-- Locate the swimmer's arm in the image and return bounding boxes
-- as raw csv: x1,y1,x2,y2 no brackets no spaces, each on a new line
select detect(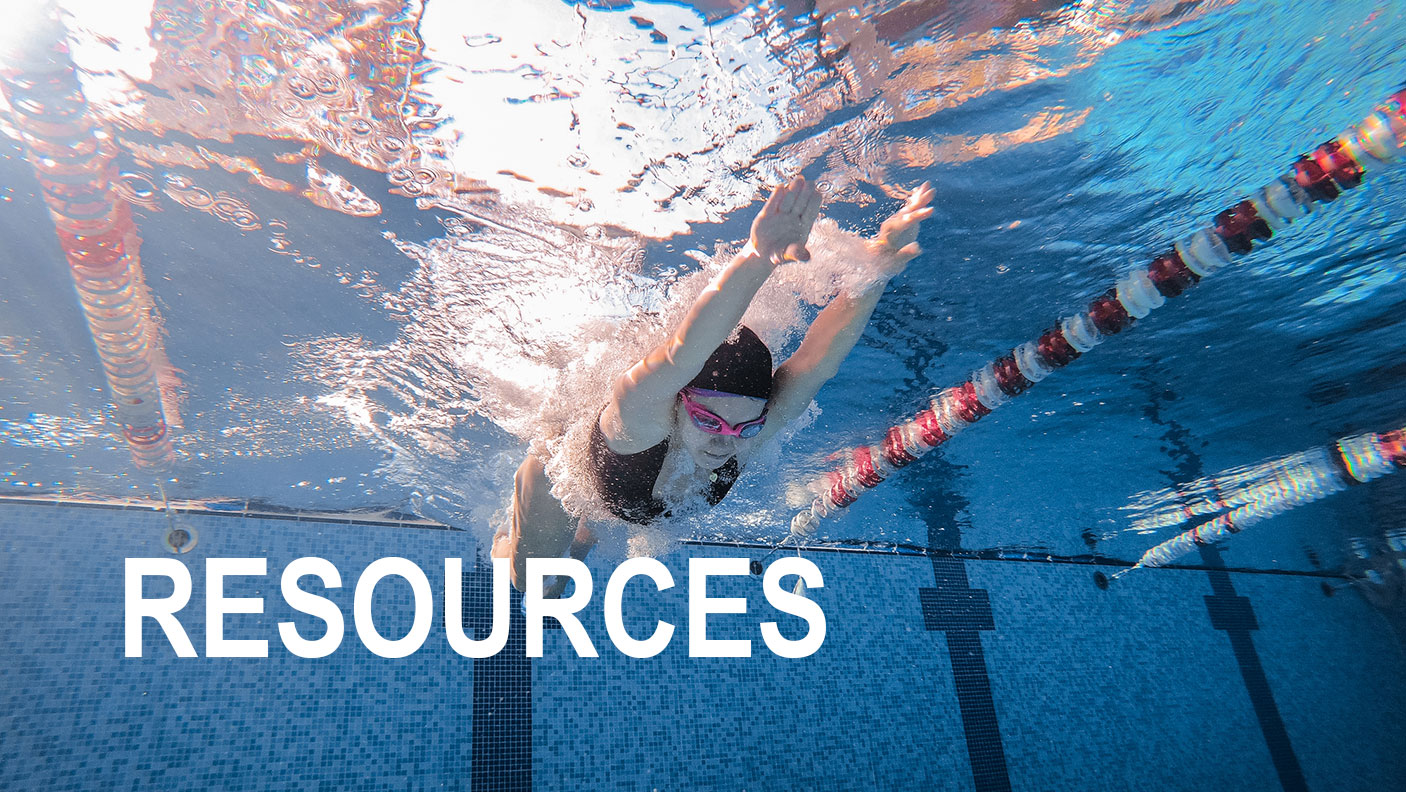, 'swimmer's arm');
757,183,935,442
603,179,822,451
758,288,889,439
